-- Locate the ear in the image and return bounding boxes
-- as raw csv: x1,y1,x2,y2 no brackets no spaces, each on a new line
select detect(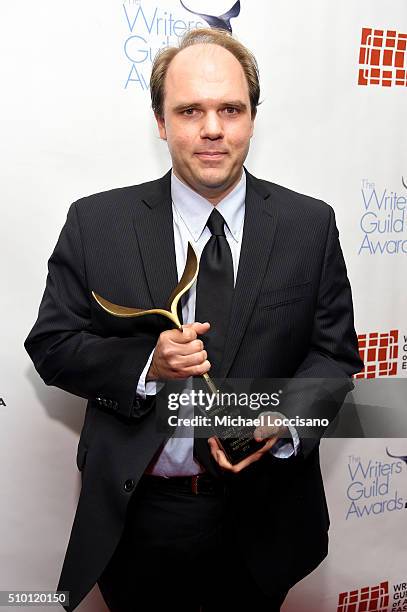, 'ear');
249,111,256,138
155,113,167,140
